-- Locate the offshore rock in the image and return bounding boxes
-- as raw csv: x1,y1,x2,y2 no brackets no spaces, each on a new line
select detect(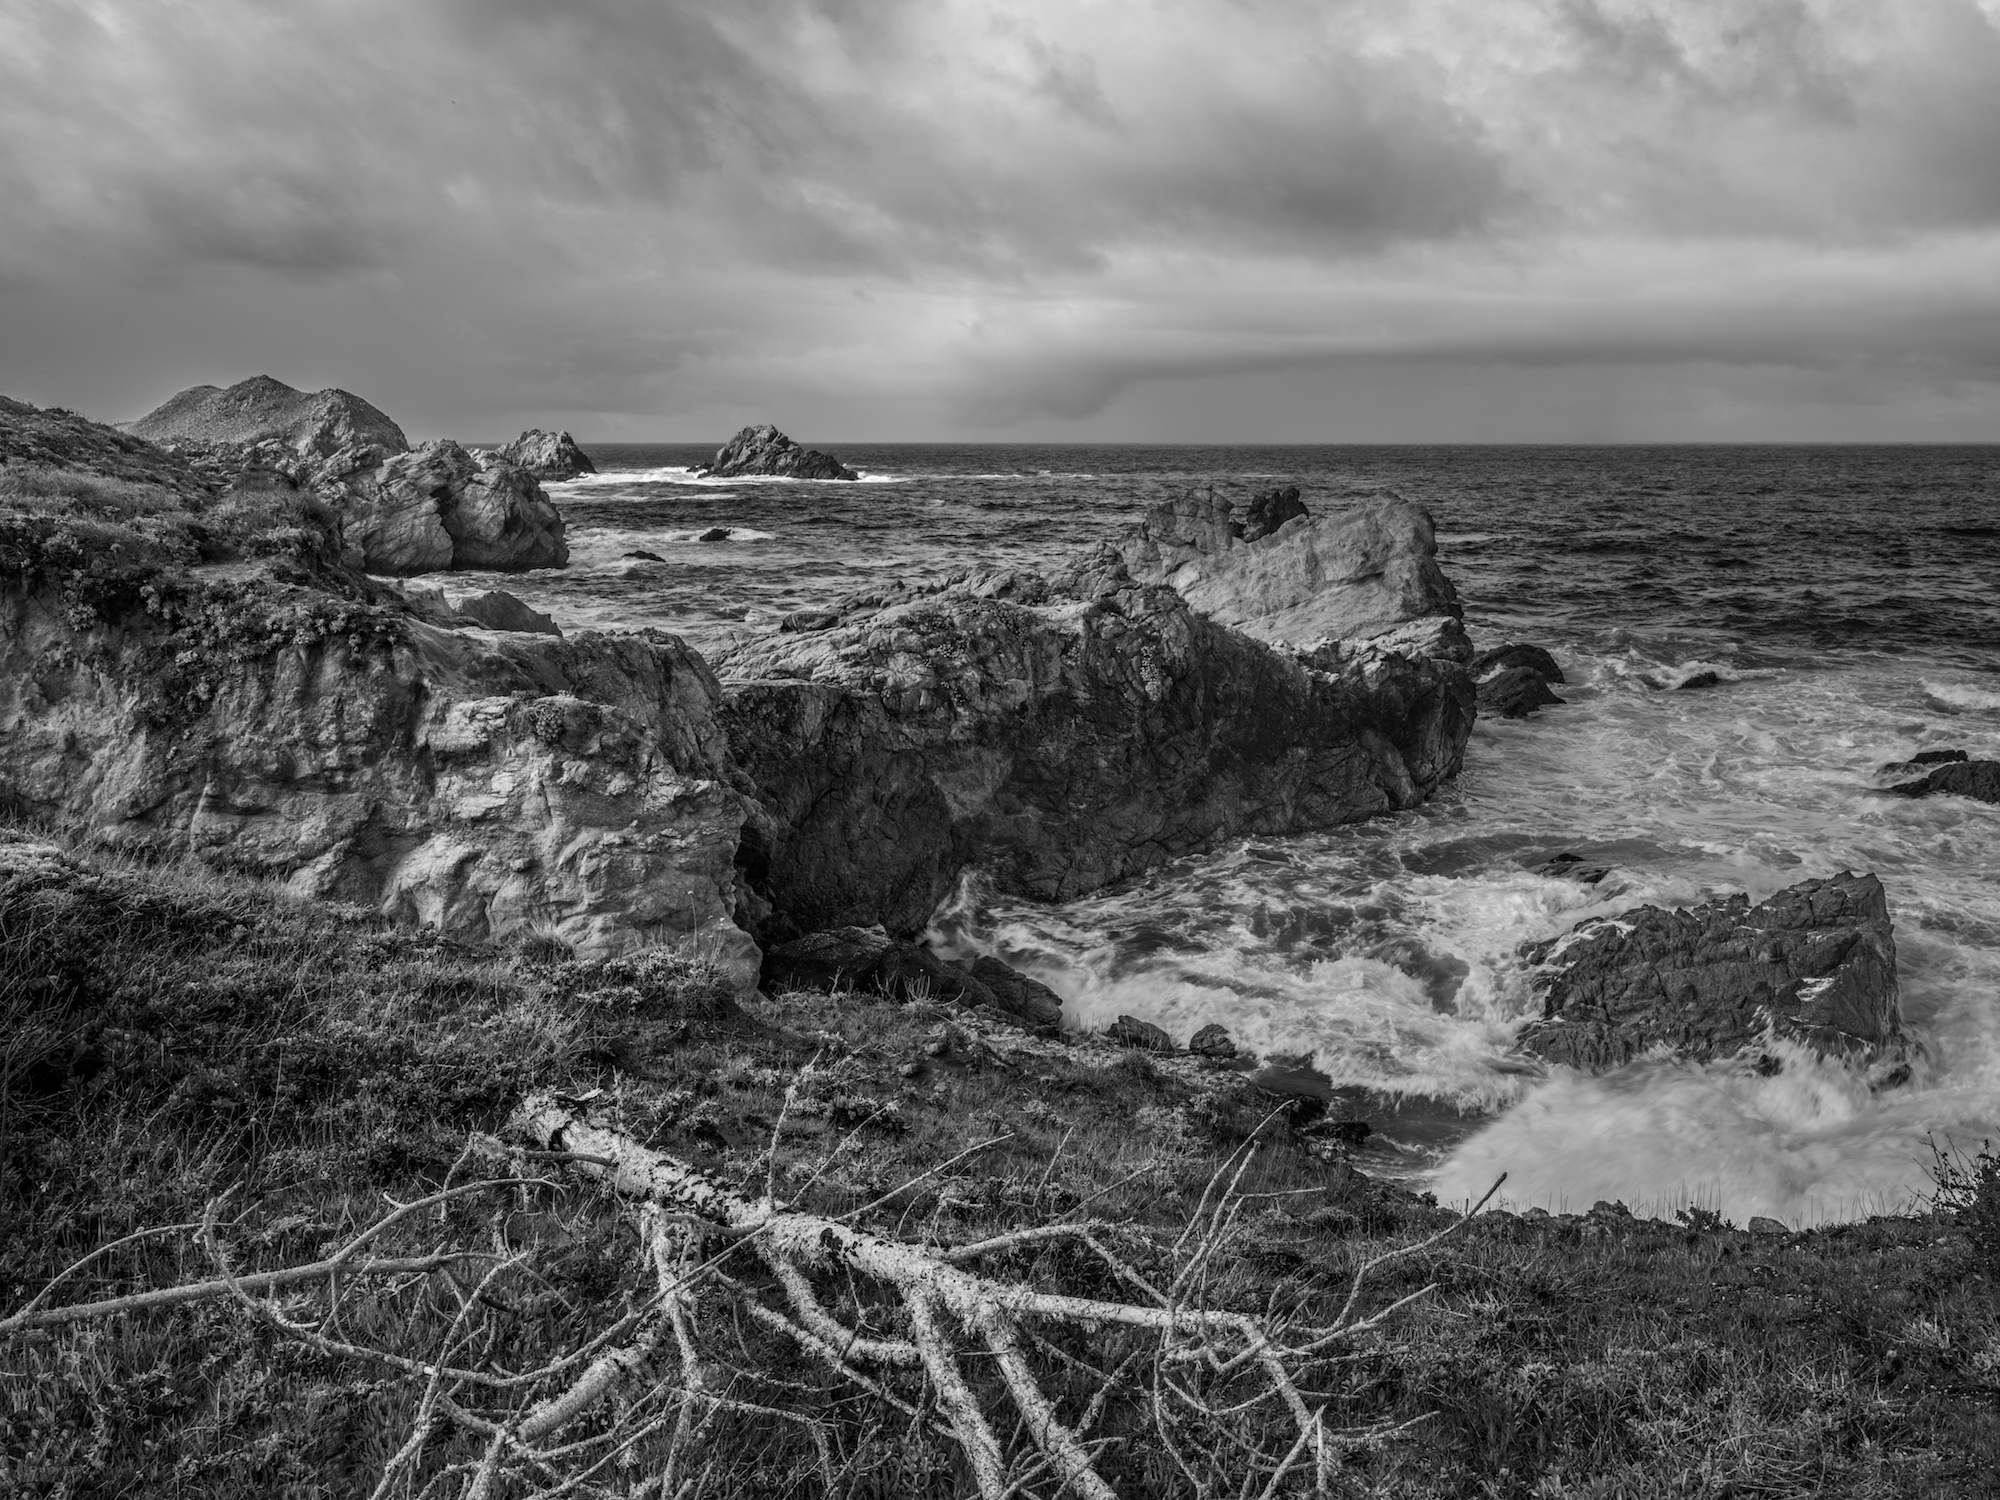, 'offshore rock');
698,425,858,482
495,429,596,480
1890,759,2000,804
1114,489,1461,648
342,440,567,574
1517,872,1902,1071
1880,748,1966,777
1472,643,1566,720
0,562,756,985
716,576,1474,943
